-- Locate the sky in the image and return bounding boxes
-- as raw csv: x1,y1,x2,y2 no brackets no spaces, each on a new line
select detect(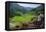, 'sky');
17,3,41,8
